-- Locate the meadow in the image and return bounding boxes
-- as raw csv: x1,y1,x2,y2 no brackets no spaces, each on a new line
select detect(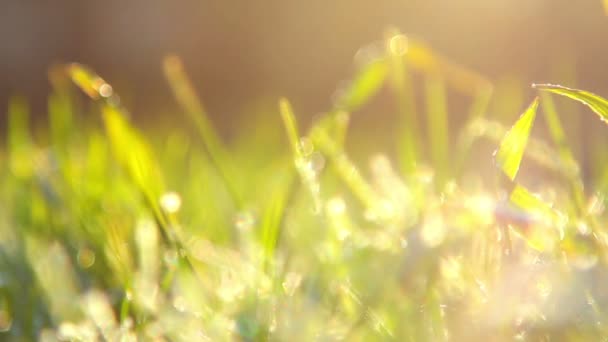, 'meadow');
2,30,608,341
